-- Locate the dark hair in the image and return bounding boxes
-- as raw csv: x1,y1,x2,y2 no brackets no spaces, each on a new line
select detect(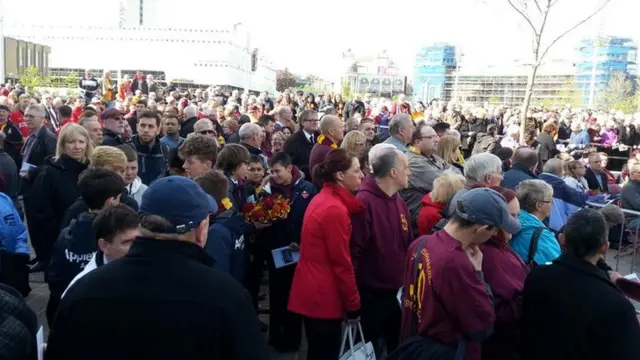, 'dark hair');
258,115,276,127
449,212,476,229
249,154,263,165
358,147,369,172
58,105,72,118
495,147,514,162
136,99,148,108
164,115,180,125
563,208,608,258
167,147,185,173
268,151,292,168
216,144,250,174
297,109,317,124
116,144,137,162
411,123,427,145
179,135,218,166
238,114,251,126
194,169,229,202
93,204,139,243
78,110,98,125
139,110,161,127
78,168,125,210
513,147,539,168
312,148,354,188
